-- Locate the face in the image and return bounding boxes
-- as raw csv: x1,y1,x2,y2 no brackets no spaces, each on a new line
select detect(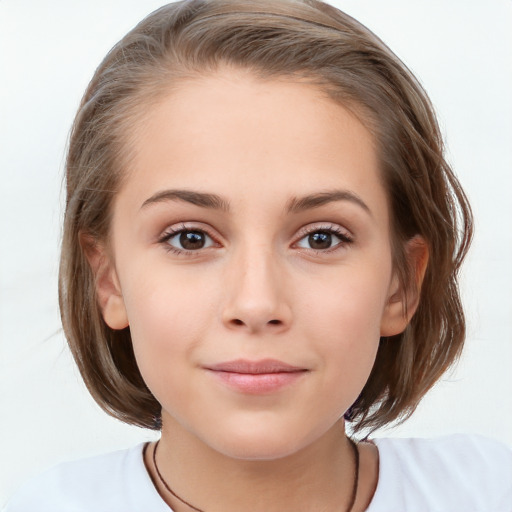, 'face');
99,68,409,460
